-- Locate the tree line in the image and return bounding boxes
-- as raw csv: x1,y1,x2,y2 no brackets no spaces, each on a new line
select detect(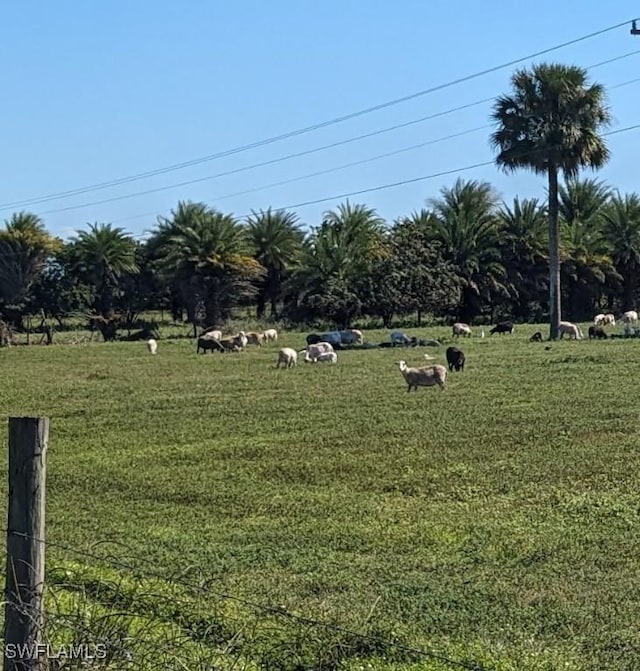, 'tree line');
2,61,638,340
